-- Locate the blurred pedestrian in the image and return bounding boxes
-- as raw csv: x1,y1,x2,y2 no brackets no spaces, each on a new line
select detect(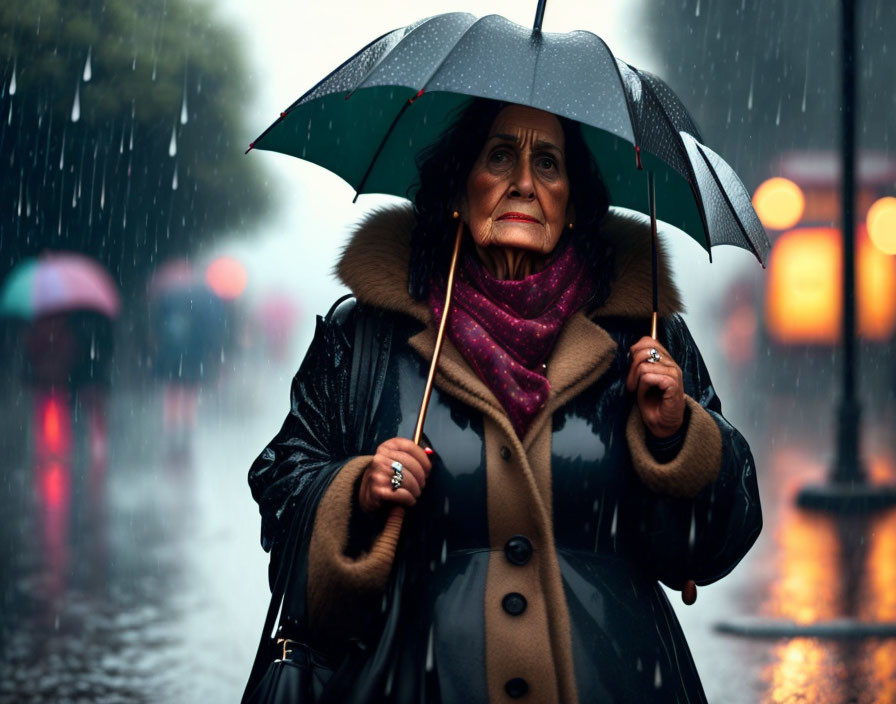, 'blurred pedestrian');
148,278,227,457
